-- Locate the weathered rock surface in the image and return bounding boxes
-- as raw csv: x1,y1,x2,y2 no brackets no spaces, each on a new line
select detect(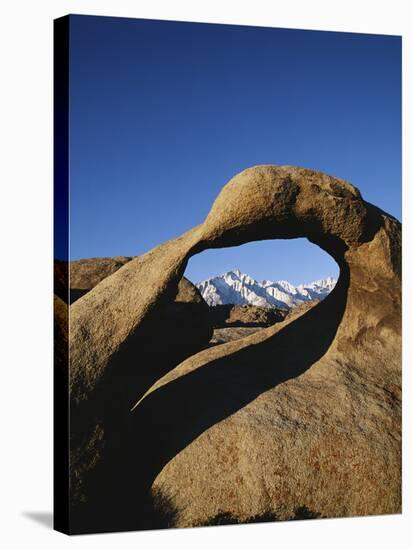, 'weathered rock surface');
209,326,264,346
210,304,287,327
66,260,212,525
55,255,212,395
67,257,213,398
54,256,133,303
70,256,133,288
208,303,316,346
69,256,133,302
67,165,401,532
